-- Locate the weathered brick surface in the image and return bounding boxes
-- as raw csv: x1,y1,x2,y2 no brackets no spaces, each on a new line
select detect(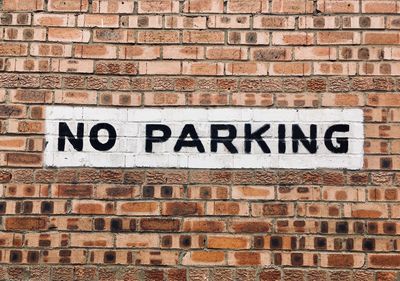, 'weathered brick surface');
0,0,399,279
